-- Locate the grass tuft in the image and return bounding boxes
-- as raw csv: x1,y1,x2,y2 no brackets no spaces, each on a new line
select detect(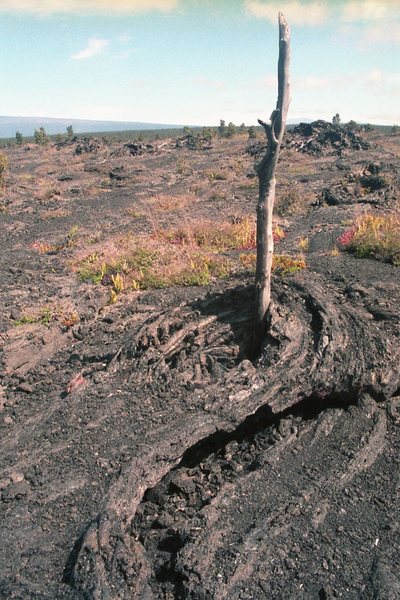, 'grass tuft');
239,252,306,275
337,212,400,265
12,305,79,328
